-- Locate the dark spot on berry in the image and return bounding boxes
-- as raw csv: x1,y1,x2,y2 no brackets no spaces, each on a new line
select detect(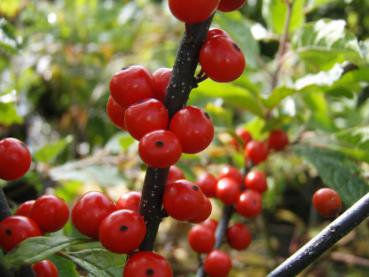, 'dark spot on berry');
20,142,27,149
121,66,130,71
5,229,12,236
120,225,128,232
146,268,155,276
192,186,199,191
232,43,241,52
155,141,164,148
